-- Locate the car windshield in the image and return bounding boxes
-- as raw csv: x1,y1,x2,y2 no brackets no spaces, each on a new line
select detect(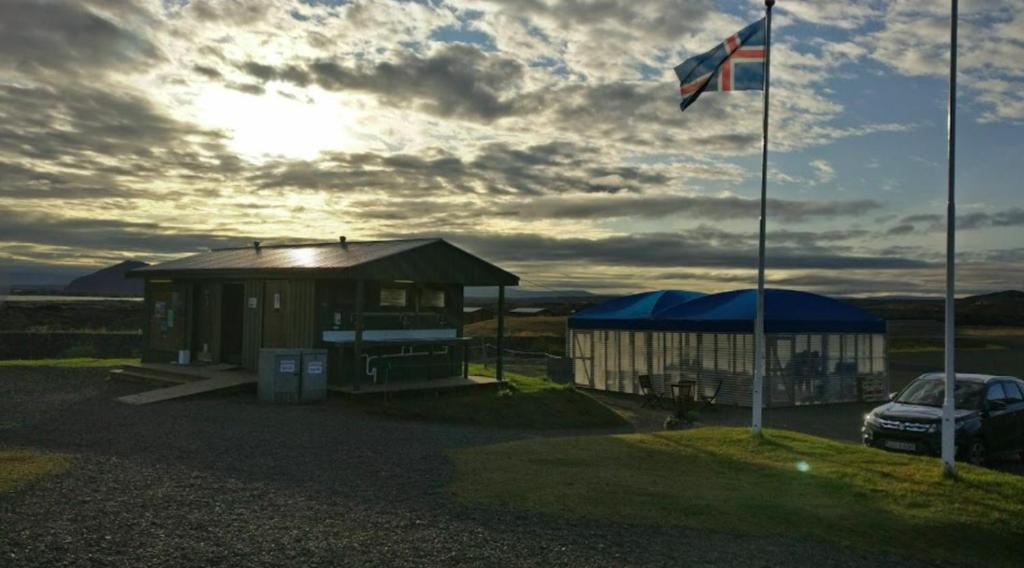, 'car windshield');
896,378,986,409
